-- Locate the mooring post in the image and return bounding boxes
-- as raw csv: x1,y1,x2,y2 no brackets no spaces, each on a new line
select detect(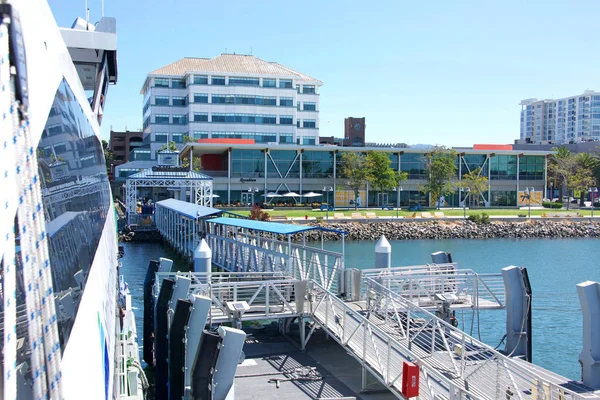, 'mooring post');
375,235,392,270
502,266,531,361
577,280,600,389
194,238,212,283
